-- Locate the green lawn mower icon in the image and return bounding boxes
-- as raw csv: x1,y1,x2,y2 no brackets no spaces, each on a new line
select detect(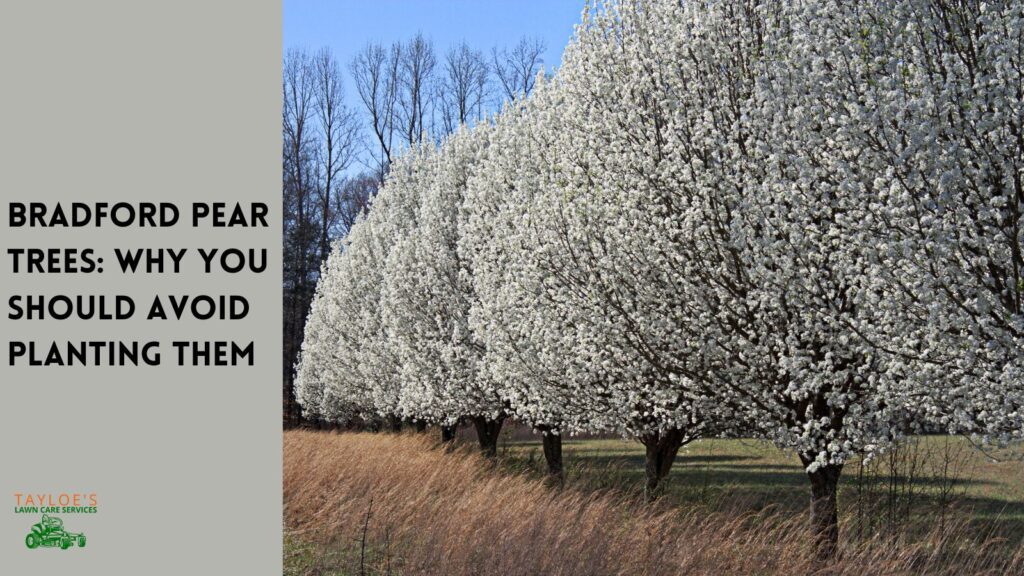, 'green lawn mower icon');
25,515,86,550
